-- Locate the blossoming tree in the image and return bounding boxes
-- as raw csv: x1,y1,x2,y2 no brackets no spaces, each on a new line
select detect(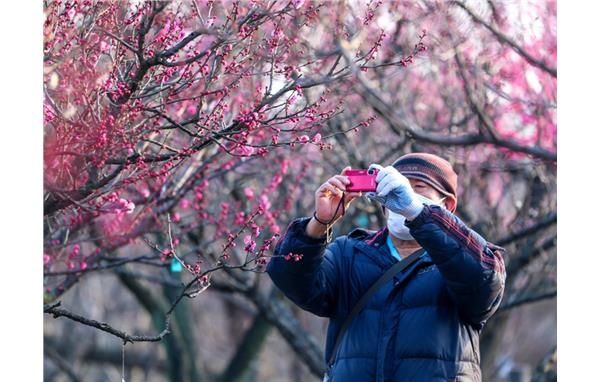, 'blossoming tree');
44,1,556,381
